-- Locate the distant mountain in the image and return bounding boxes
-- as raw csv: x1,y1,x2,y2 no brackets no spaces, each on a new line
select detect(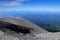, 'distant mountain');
0,12,60,32
0,18,48,34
